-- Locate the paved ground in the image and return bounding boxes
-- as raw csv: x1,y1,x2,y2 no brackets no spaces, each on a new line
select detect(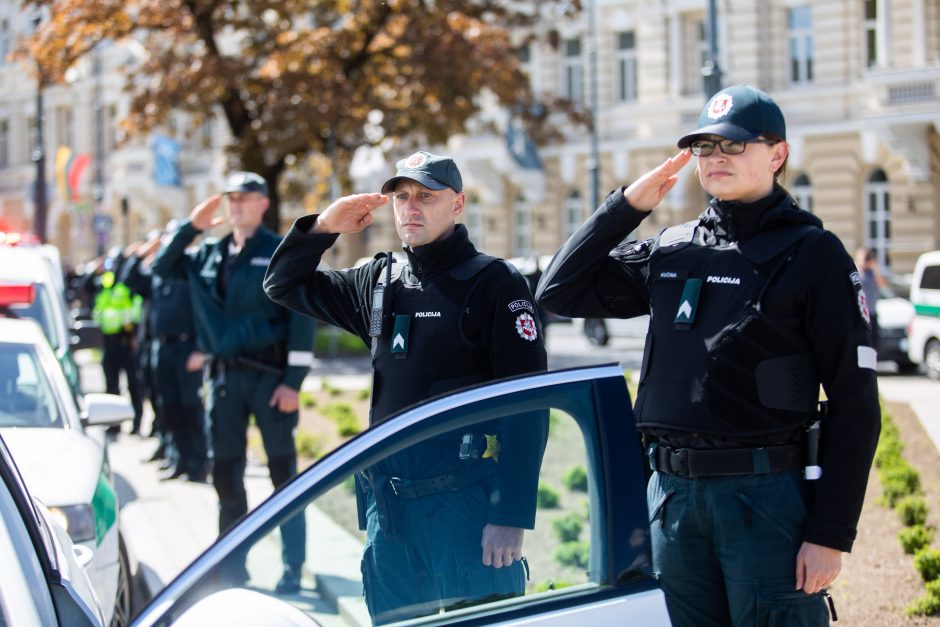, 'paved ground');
78,323,939,623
